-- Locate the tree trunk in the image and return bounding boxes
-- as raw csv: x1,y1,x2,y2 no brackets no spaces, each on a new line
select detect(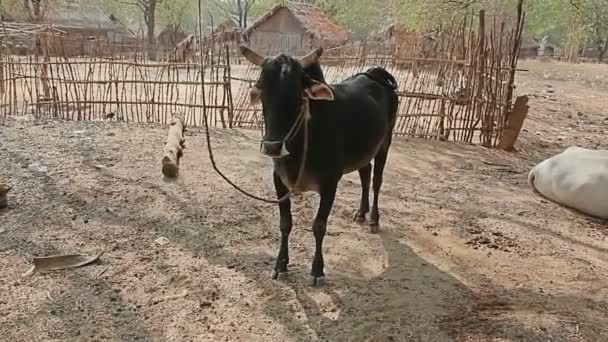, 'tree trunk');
237,0,244,28
146,1,158,60
24,0,39,22
24,0,47,22
243,1,249,28
598,43,607,63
